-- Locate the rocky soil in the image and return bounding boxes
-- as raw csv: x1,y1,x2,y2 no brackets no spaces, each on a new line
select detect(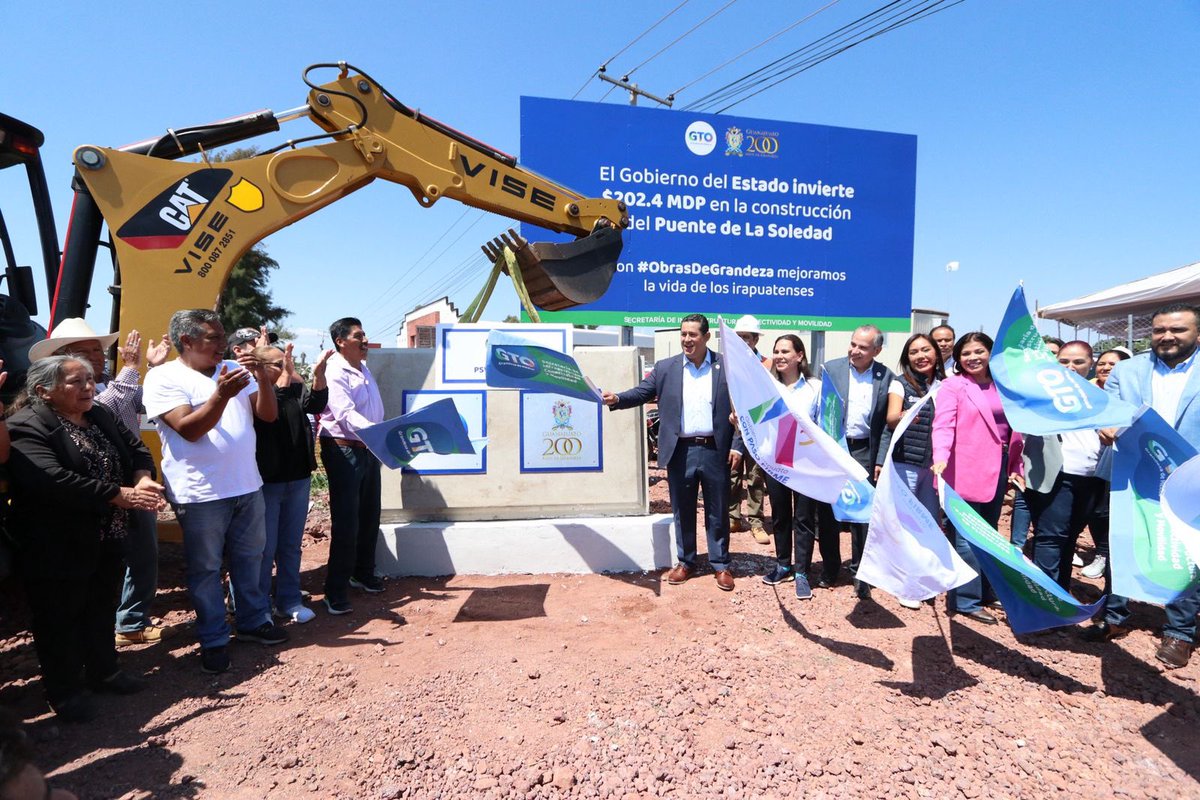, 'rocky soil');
1,470,1198,799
